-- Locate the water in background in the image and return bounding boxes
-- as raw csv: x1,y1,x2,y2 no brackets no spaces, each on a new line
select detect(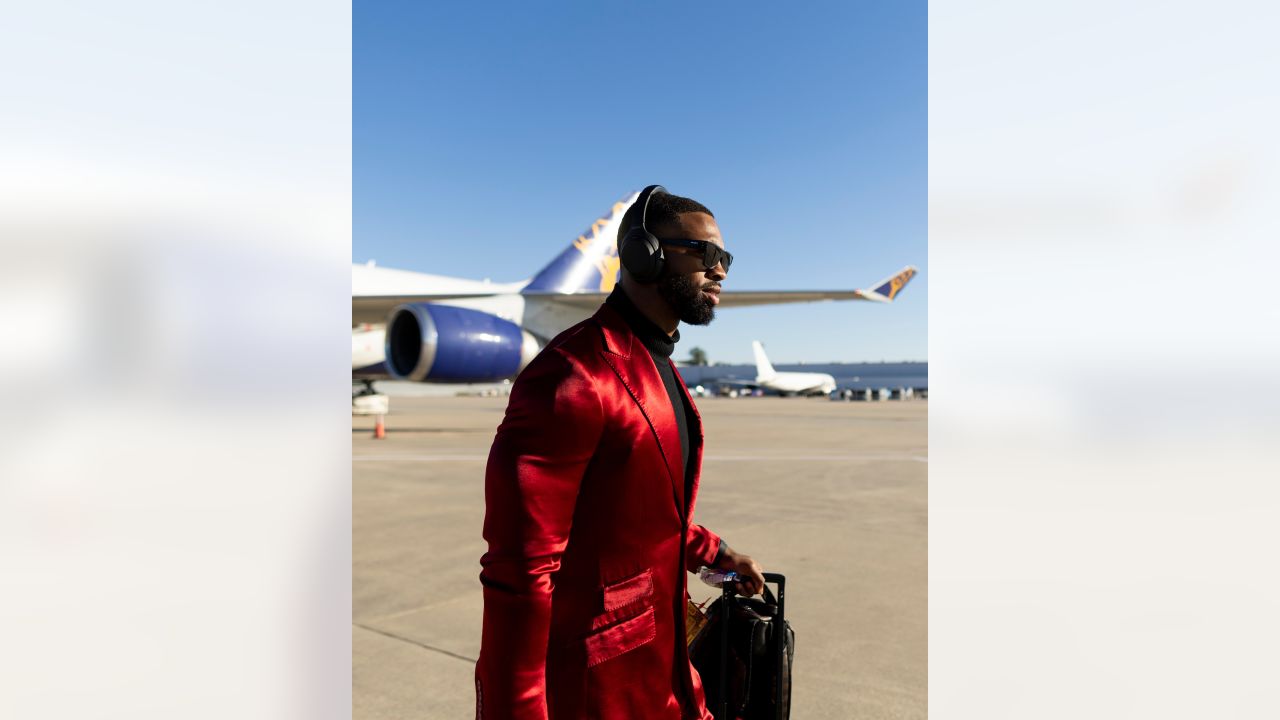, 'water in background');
677,361,927,391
